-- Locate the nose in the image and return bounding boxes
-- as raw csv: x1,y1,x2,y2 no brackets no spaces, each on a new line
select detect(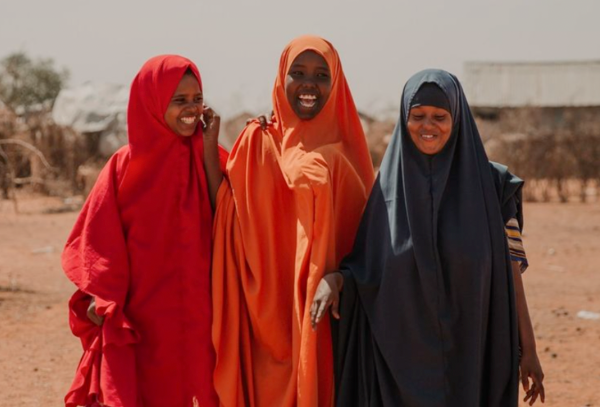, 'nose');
183,101,201,111
299,77,317,88
422,117,435,130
